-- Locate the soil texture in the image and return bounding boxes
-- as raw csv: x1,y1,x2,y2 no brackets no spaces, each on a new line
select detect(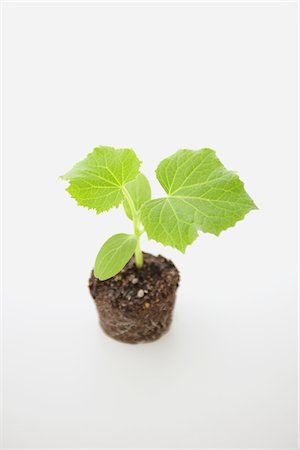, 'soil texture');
89,253,180,344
